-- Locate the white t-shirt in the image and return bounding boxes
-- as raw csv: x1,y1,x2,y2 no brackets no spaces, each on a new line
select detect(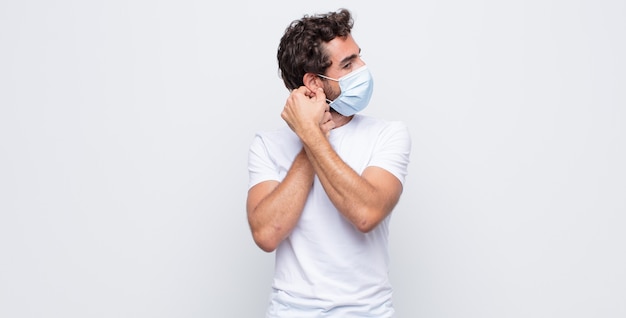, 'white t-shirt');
248,114,411,317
